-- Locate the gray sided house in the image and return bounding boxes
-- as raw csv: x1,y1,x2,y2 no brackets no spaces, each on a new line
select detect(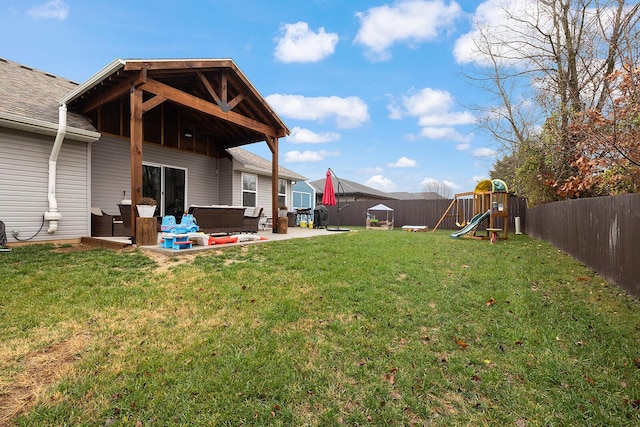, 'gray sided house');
0,57,303,244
